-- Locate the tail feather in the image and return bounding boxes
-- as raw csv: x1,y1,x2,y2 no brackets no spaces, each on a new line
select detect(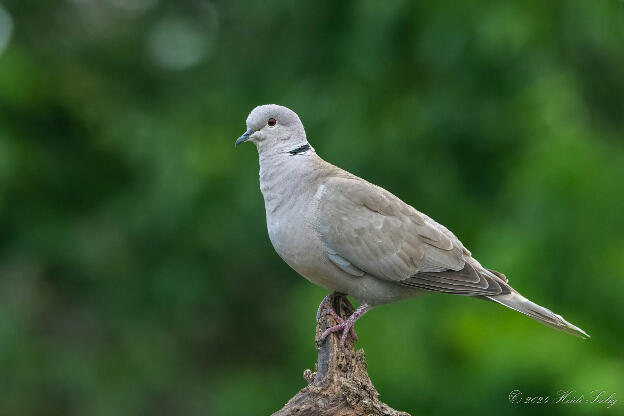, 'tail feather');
485,291,590,339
